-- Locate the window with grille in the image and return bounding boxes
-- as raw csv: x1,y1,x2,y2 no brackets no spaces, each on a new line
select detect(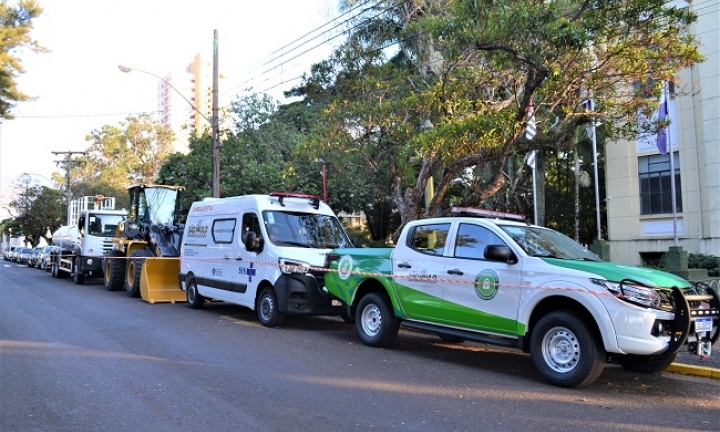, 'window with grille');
638,152,682,215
